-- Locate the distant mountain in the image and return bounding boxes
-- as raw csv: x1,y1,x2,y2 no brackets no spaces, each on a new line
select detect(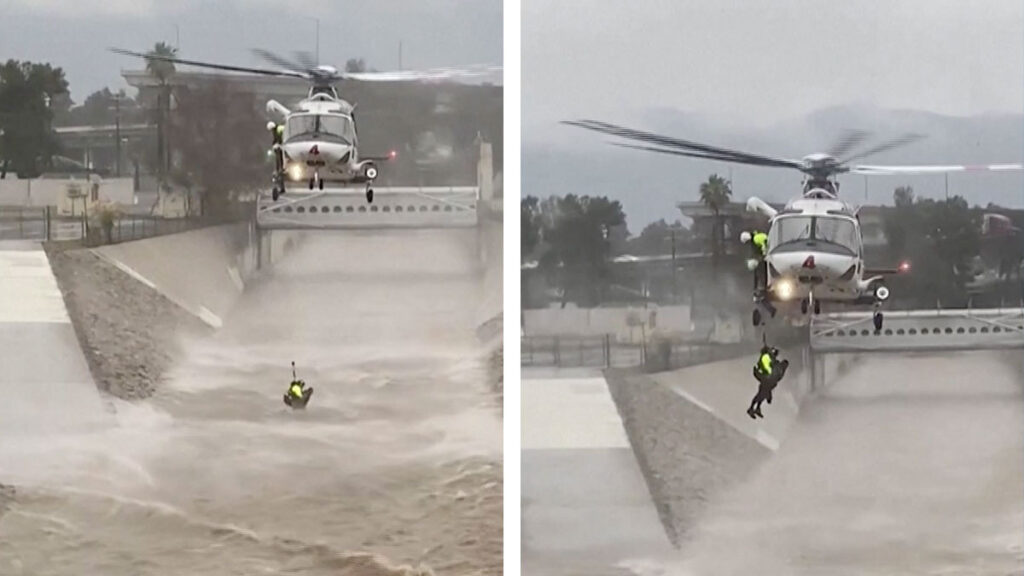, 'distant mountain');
524,104,1023,231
